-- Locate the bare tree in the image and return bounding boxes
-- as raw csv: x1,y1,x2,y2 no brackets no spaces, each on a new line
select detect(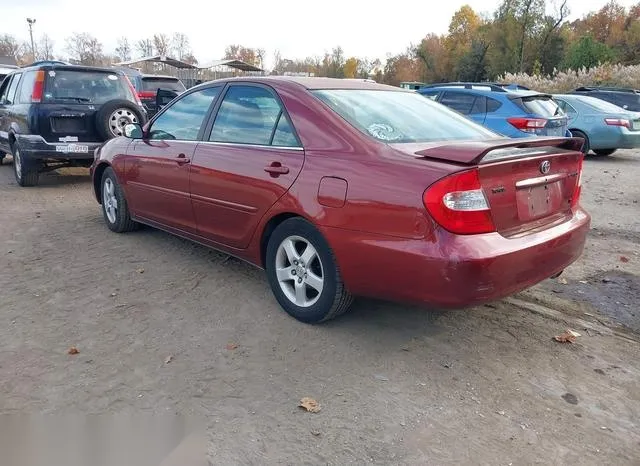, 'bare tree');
272,49,282,74
153,34,170,56
65,33,104,65
171,33,190,60
36,34,55,61
115,37,131,62
136,39,153,57
256,48,265,70
0,34,22,60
